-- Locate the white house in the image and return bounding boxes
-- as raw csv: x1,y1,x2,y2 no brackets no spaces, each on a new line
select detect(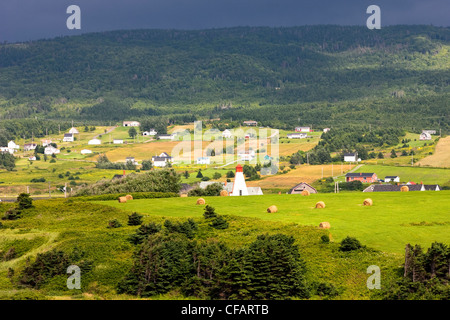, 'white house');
123,121,140,127
152,152,173,167
88,138,101,145
44,146,60,155
422,129,436,135
419,132,432,141
63,133,74,142
323,128,331,133
24,143,37,151
158,134,175,140
344,152,358,162
28,156,37,161
197,157,211,165
8,141,19,150
143,129,158,136
0,147,12,154
238,150,255,161
69,127,79,134
295,127,311,133
385,176,400,183
41,139,52,147
113,139,124,144
287,132,307,139
126,157,139,165
222,129,232,138
81,149,92,155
